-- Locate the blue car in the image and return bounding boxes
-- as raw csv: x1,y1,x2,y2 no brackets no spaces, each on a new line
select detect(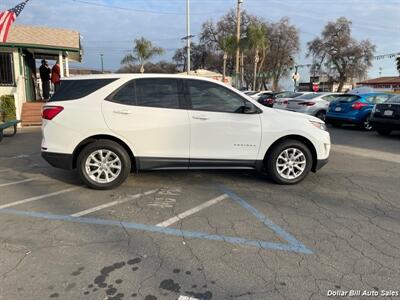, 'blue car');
325,93,393,130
